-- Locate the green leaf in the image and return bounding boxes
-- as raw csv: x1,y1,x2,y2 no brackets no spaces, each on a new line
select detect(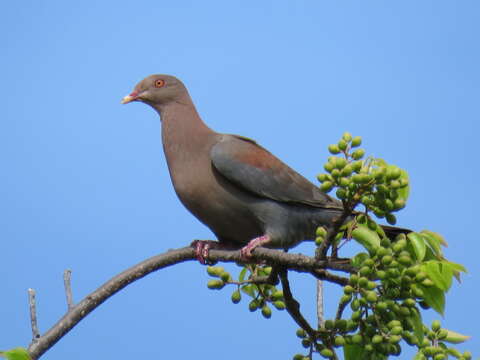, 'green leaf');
409,307,425,345
343,344,366,360
446,261,467,273
420,232,443,257
421,230,448,247
419,284,445,315
0,348,31,360
238,267,248,282
442,260,467,283
240,284,256,297
407,232,427,261
351,225,381,254
424,261,452,291
443,329,471,344
351,252,370,268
